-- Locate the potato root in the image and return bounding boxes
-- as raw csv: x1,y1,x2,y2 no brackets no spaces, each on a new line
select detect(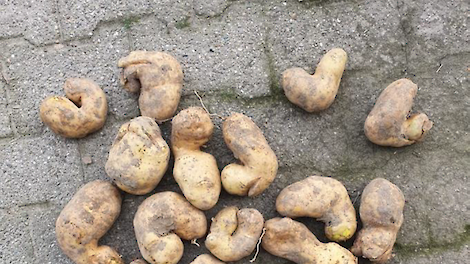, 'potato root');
55,180,123,264
262,217,357,264
351,178,405,263
118,51,183,122
221,113,278,196
190,254,225,264
276,176,357,242
134,191,207,264
205,206,264,262
281,48,347,112
40,78,107,138
105,116,170,195
171,107,220,210
364,78,433,147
